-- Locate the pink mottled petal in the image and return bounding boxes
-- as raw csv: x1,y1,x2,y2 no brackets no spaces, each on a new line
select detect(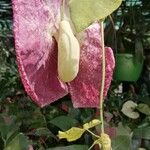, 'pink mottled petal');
13,0,68,107
69,23,115,108
104,47,115,96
